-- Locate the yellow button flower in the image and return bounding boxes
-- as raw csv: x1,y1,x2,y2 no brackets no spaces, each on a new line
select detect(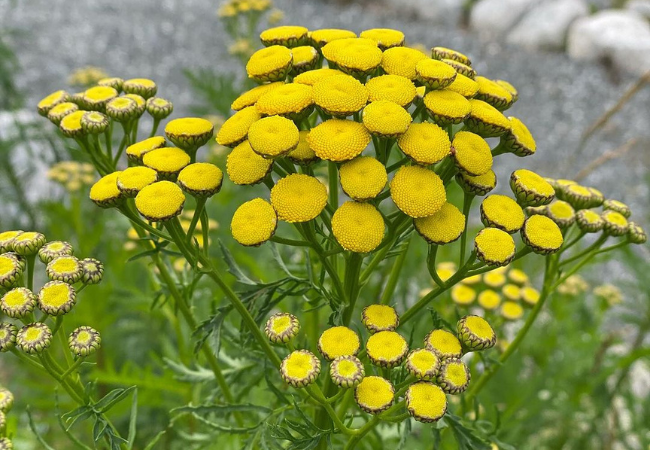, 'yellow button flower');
290,46,319,75
318,326,360,360
231,81,284,111
510,169,555,207
106,96,139,123
270,174,327,222
436,262,456,282
576,209,604,233
123,78,157,99
452,131,493,176
456,169,497,196
446,72,479,98
12,232,46,257
475,228,516,266
442,59,476,79
260,25,308,47
165,117,214,151
451,284,476,306
80,111,109,134
46,256,82,284
483,270,507,288
313,74,369,117
423,90,471,125
425,329,462,359
16,322,52,354
177,163,224,197
432,47,471,66
475,76,513,110
362,100,412,138
397,122,450,165
307,119,370,162
603,199,631,218
415,59,457,89
339,156,387,201
38,241,73,264
465,99,511,137
293,68,345,86
501,301,524,320
246,45,293,82
546,200,575,228
462,274,482,285
216,106,262,148
381,47,428,80
280,350,321,388
628,222,646,244
264,312,300,343
0,323,17,352
478,289,501,310
1,287,36,319
0,230,22,253
248,115,300,158
287,130,318,165
521,215,563,254
255,83,314,119
502,283,521,302
83,86,118,111
310,29,357,47
331,201,385,253
496,79,518,102
406,382,447,423
47,102,78,125
321,38,382,76
480,194,525,233
135,181,186,222
437,358,470,394
521,286,540,306
59,110,86,138
226,141,273,185
38,281,76,316
406,349,441,380
143,148,191,179
355,376,394,414
126,136,167,163
414,202,465,245
98,77,124,91
602,210,629,236
231,198,278,246
359,28,405,49
390,166,446,218
330,355,365,388
362,304,399,333
37,90,69,116
0,253,23,289
508,268,529,285
116,167,158,197
89,172,123,208
365,74,416,107
501,117,536,156
68,326,101,357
